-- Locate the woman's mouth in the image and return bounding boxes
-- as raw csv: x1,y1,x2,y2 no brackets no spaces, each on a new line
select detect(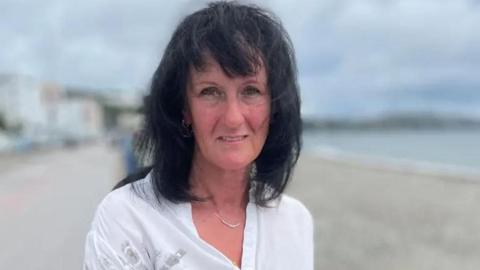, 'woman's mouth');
218,135,248,142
